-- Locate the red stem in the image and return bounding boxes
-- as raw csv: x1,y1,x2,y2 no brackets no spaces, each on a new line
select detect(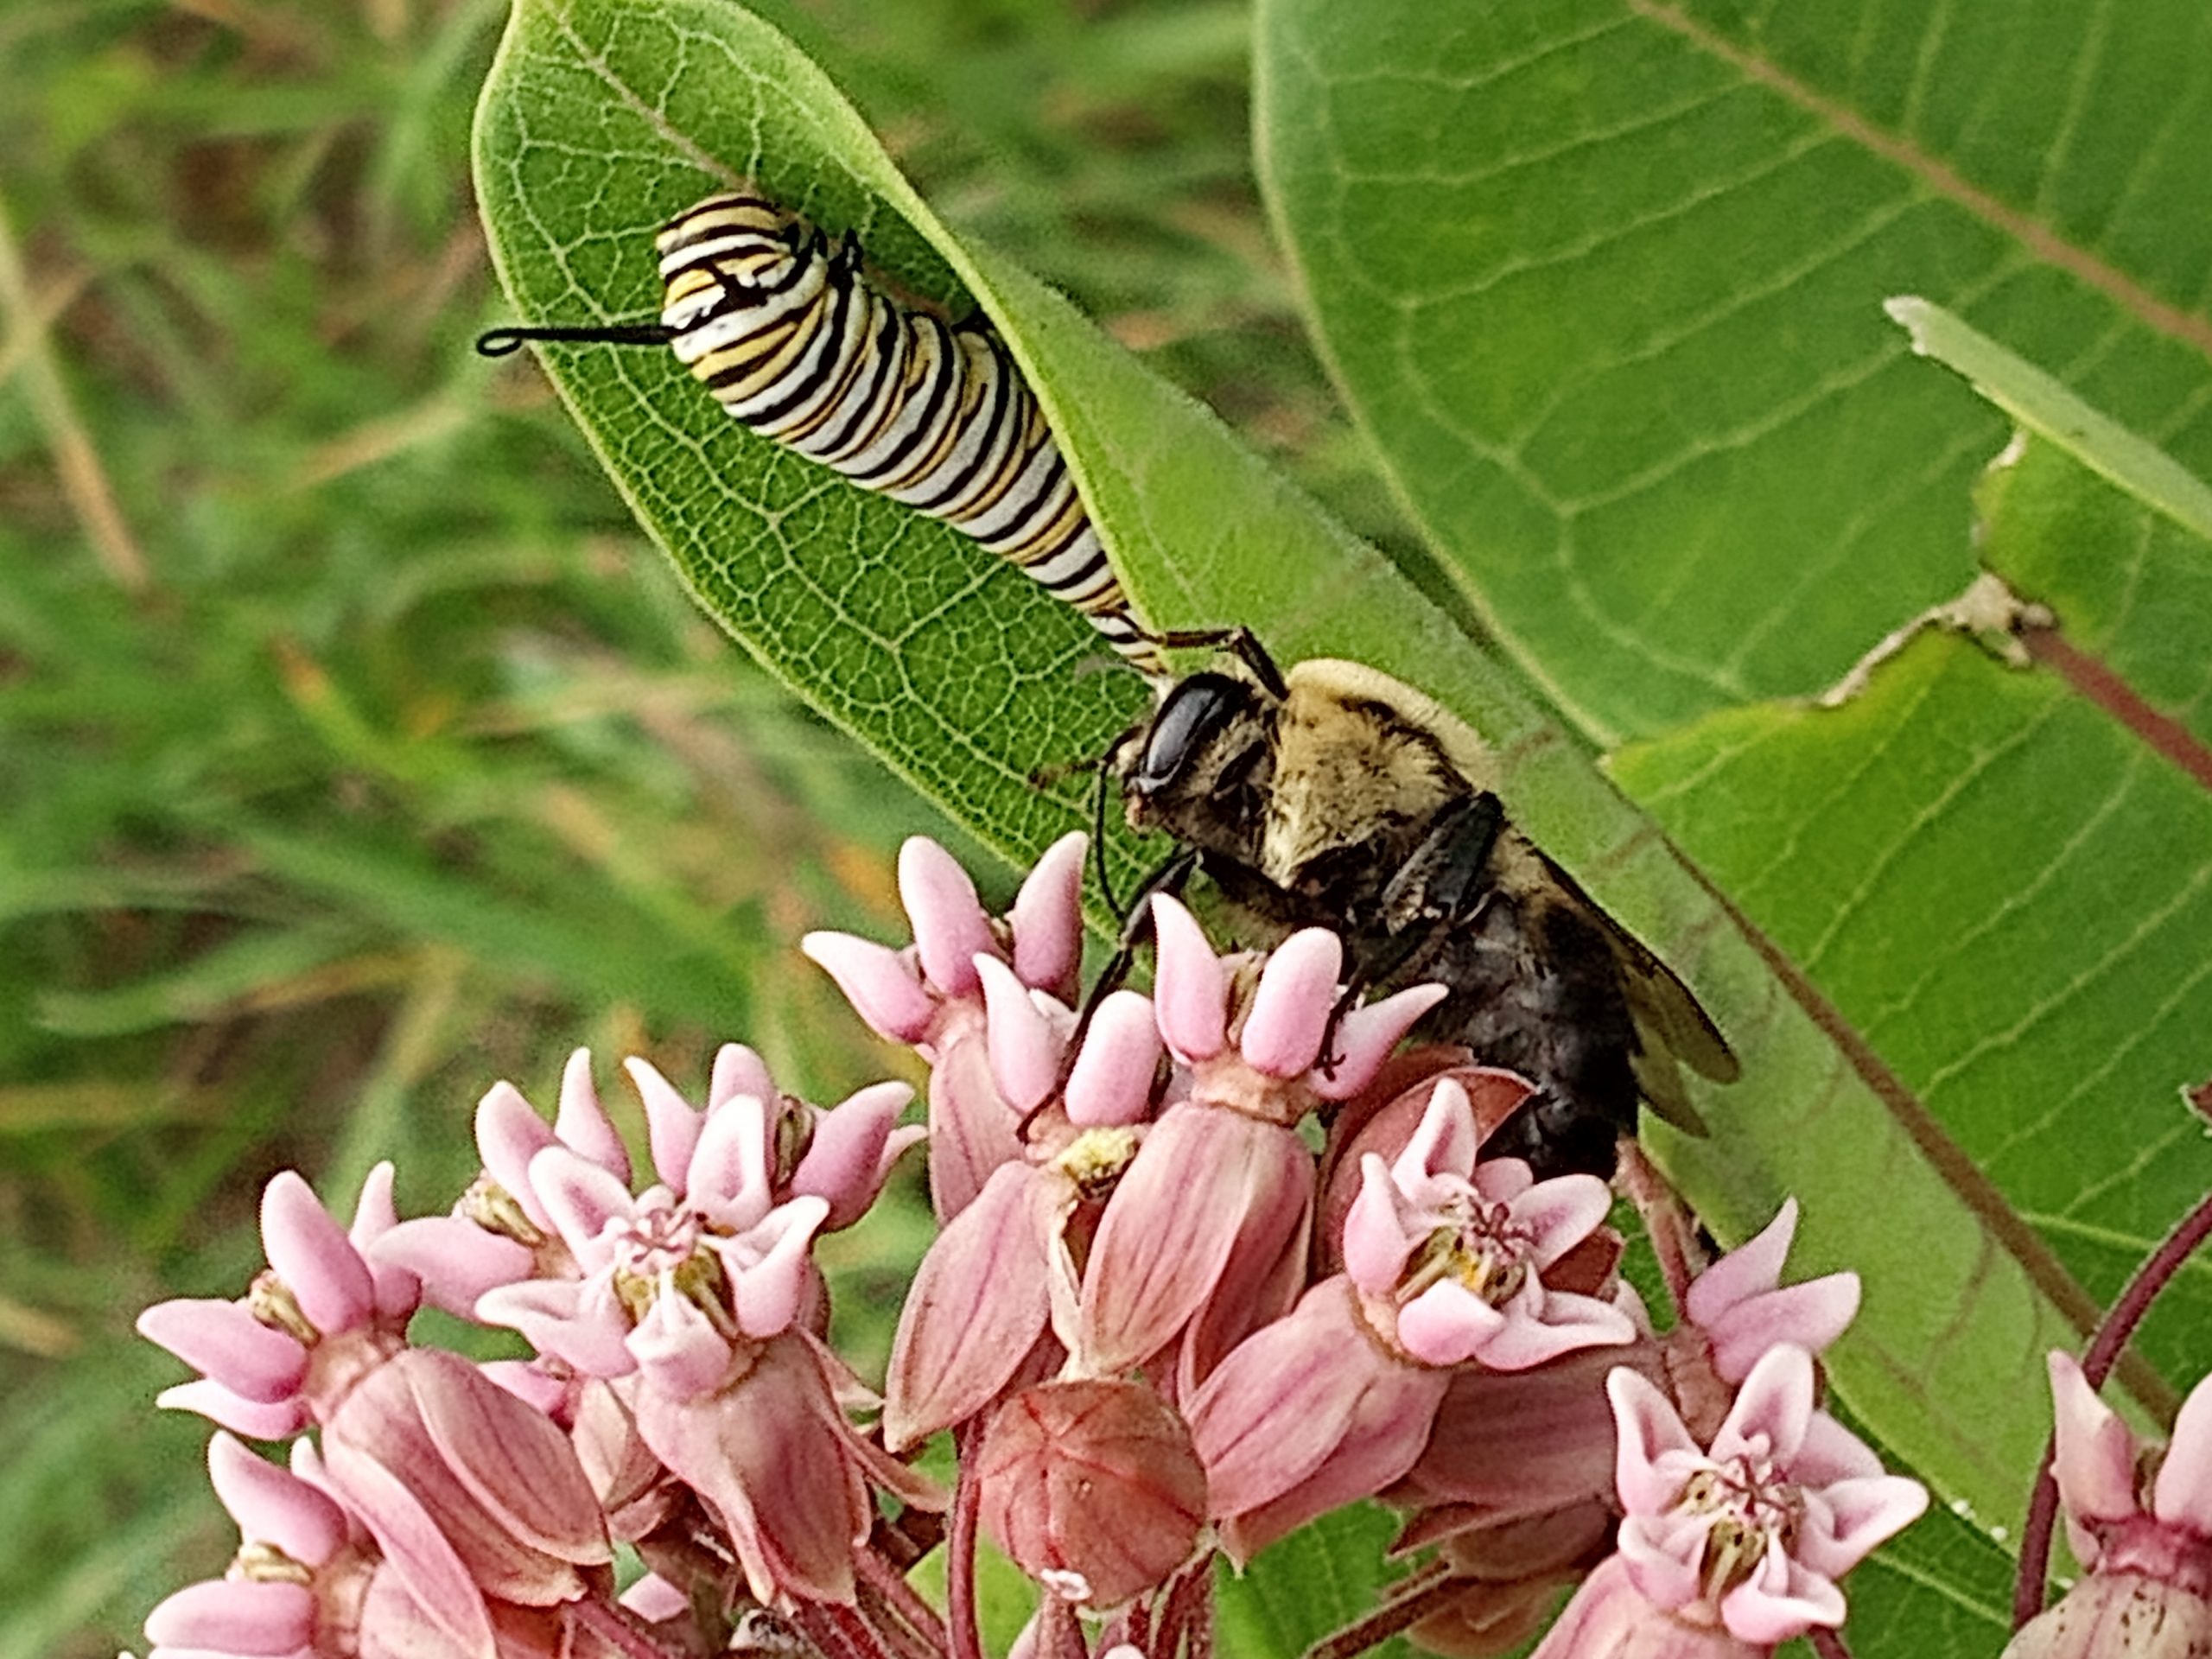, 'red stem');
1300,1563,1457,1659
1616,1141,1700,1318
568,1596,693,1659
1152,1559,1212,1659
1808,1629,1853,1659
856,1546,949,1657
2011,1183,2212,1627
947,1427,986,1659
1036,1596,1084,1659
